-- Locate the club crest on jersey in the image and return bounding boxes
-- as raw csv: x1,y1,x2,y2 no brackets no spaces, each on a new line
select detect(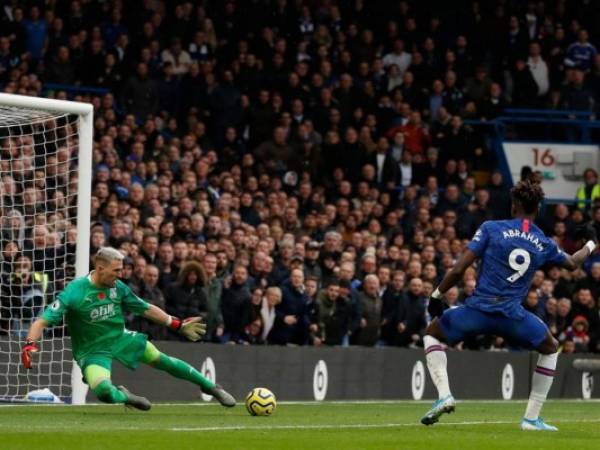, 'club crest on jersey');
110,288,117,299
